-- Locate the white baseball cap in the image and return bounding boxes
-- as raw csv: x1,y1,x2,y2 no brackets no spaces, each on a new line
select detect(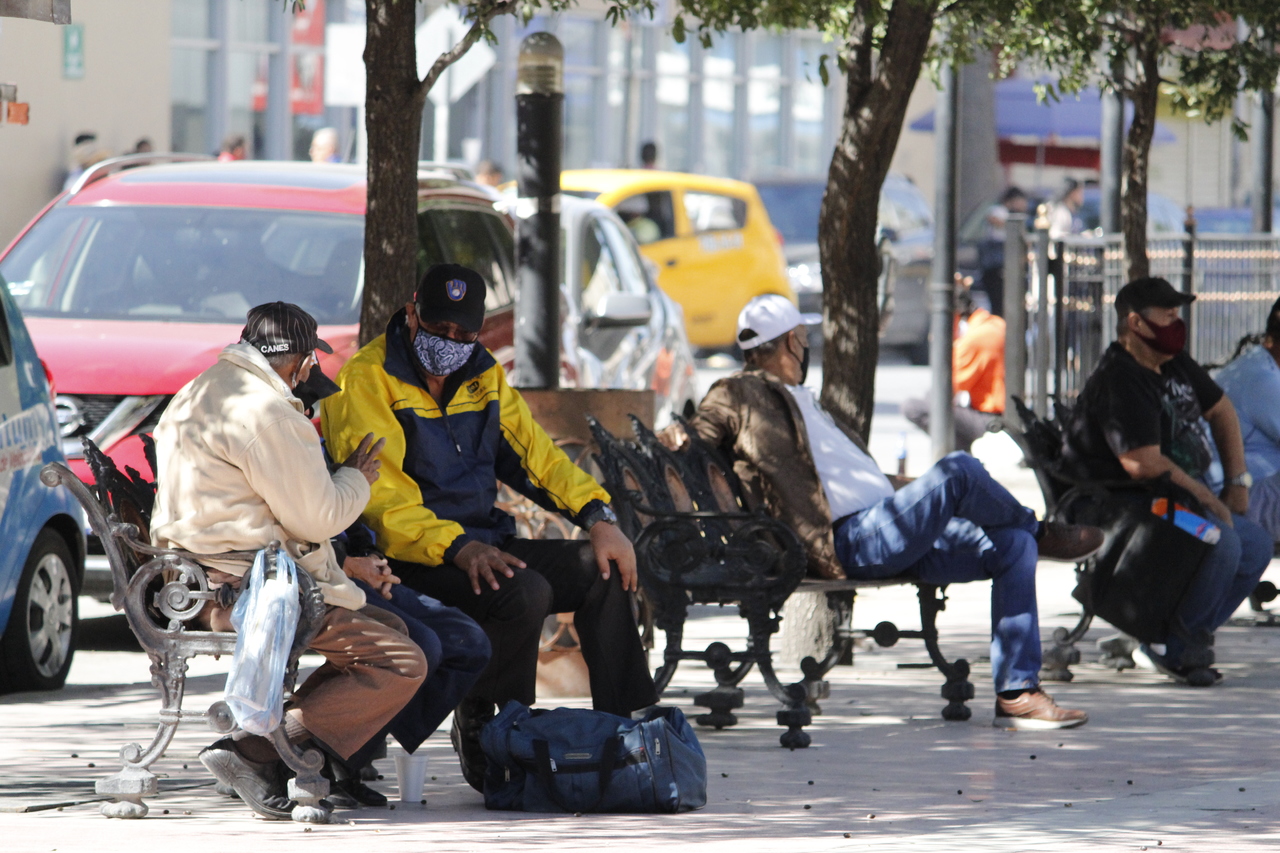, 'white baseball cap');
736,294,804,350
